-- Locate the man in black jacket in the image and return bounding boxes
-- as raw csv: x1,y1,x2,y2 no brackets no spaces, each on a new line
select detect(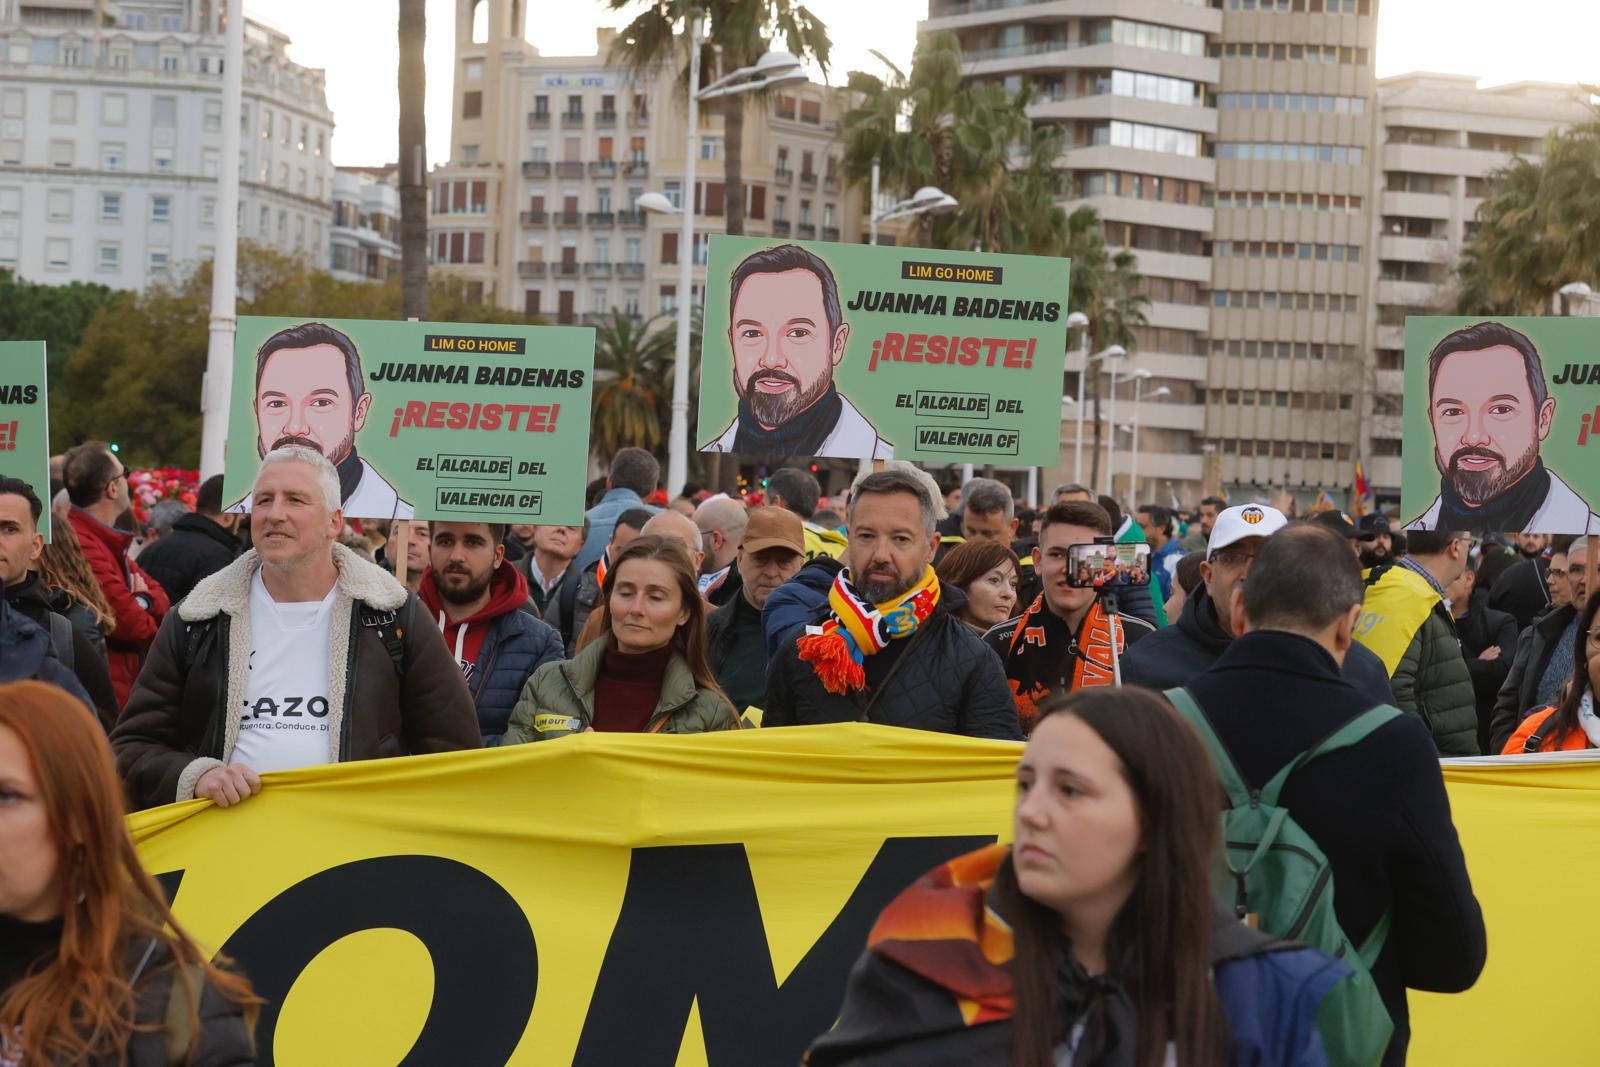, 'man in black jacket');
706,507,804,711
1489,536,1588,753
1447,558,1518,754
0,475,118,727
136,474,239,605
764,470,1020,740
1176,525,1485,1067
1487,532,1560,631
1123,506,1395,705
